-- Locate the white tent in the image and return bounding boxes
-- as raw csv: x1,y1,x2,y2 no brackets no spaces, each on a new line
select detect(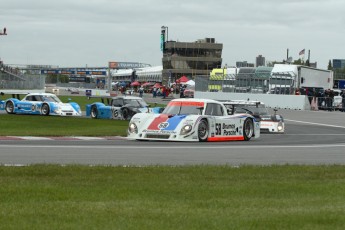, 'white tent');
186,80,195,86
